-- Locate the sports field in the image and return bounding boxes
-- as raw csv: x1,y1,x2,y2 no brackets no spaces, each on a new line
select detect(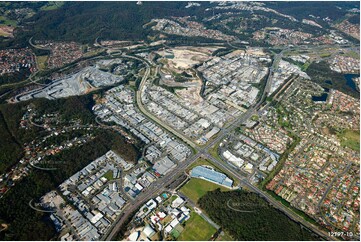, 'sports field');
337,129,360,151
36,55,48,70
177,212,216,241
179,178,230,203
